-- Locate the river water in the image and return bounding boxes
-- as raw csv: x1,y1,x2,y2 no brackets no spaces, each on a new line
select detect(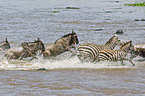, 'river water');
0,0,145,95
